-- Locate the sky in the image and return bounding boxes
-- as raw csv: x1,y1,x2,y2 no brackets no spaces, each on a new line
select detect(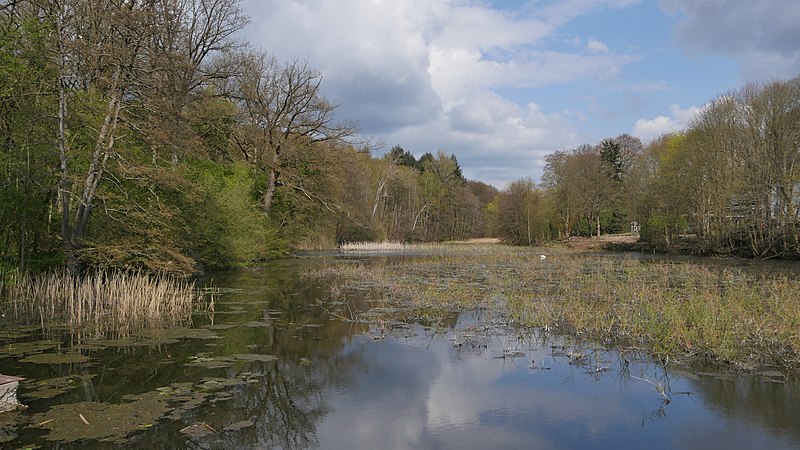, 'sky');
238,0,800,187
